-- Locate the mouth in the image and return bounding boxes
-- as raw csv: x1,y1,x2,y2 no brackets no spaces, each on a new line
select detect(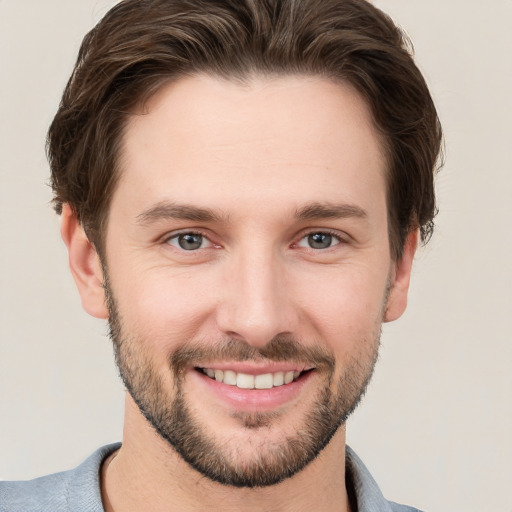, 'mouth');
195,367,313,390
191,364,318,411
